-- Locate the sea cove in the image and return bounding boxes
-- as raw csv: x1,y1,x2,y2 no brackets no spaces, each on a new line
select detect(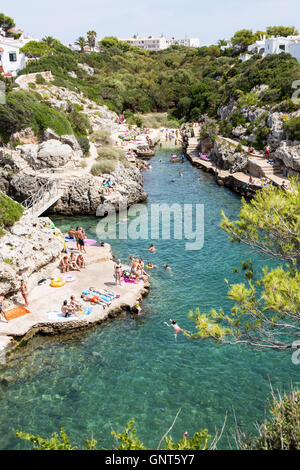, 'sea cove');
0,148,298,450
